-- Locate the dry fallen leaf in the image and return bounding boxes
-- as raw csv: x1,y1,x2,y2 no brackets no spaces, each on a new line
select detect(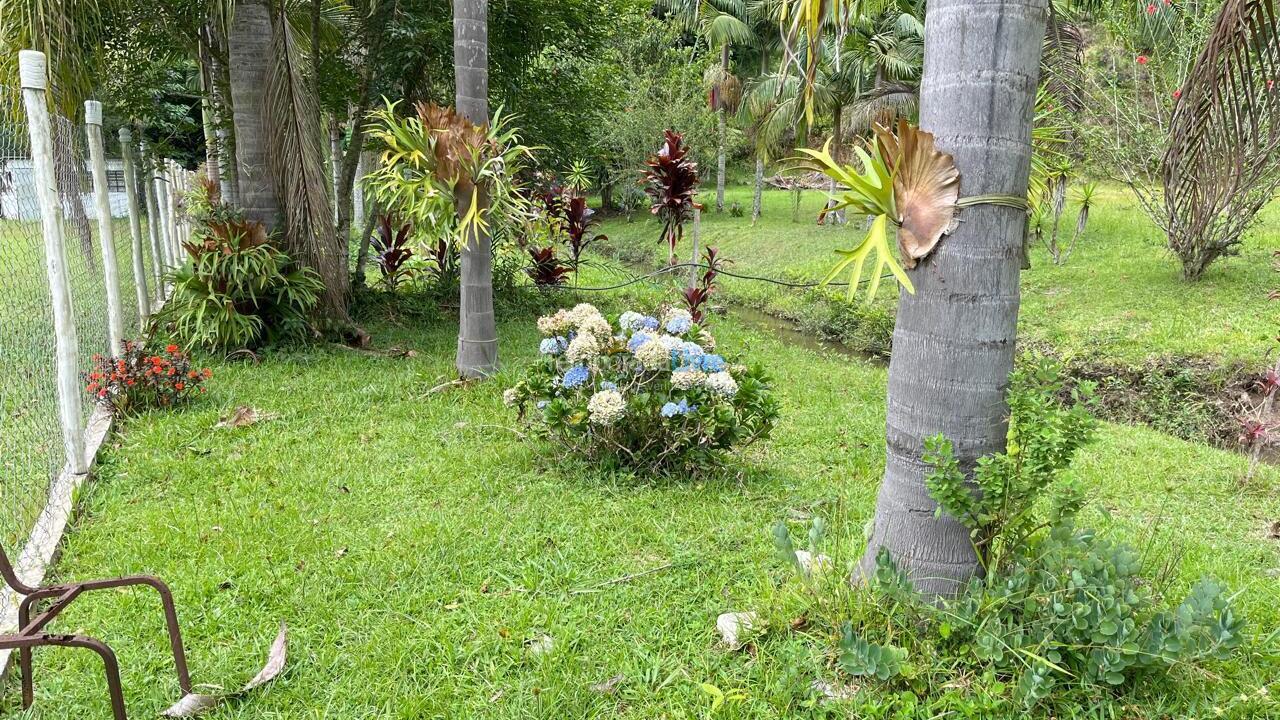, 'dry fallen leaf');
1267,520,1280,539
163,623,287,717
590,674,625,695
216,406,278,429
